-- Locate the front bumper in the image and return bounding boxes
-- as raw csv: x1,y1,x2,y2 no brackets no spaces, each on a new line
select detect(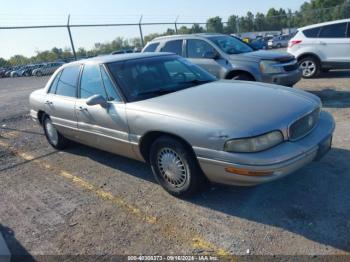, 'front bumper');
262,69,302,87
194,111,335,186
30,109,40,124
